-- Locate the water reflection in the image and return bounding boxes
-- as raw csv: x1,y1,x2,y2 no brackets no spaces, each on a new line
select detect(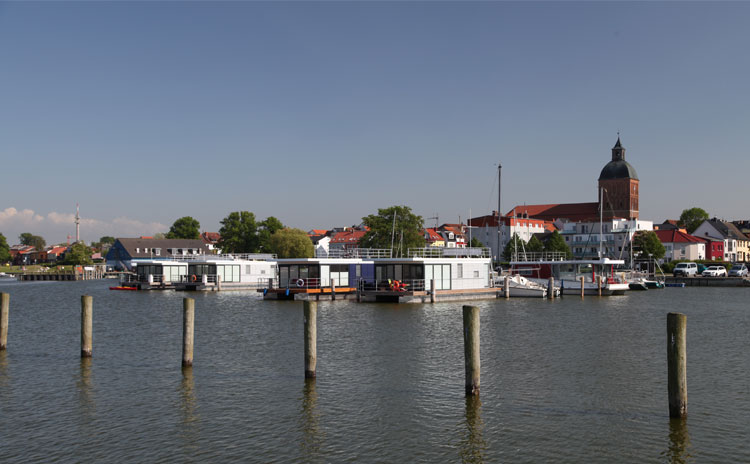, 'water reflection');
0,350,8,389
299,378,323,459
460,395,487,464
77,357,95,418
179,367,200,451
662,418,692,463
